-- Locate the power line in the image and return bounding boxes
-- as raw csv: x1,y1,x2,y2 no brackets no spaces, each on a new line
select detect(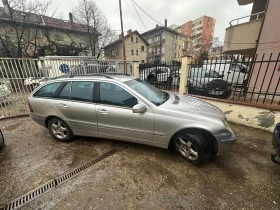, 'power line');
130,0,147,31
130,0,163,26
123,0,142,29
